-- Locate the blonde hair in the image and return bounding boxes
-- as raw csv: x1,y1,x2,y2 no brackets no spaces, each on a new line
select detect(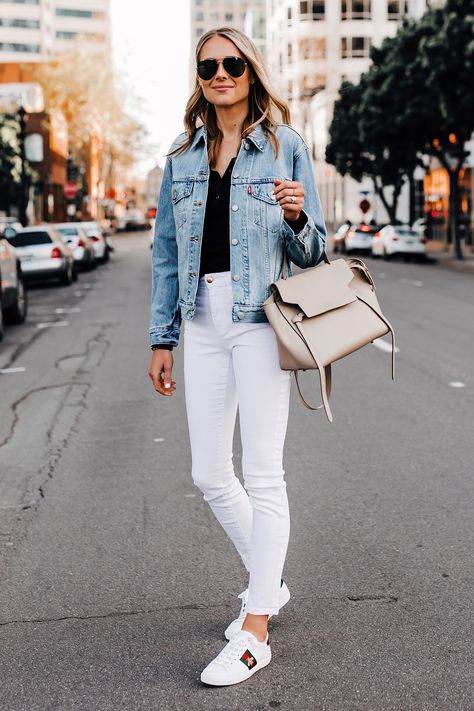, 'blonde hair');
168,26,291,164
